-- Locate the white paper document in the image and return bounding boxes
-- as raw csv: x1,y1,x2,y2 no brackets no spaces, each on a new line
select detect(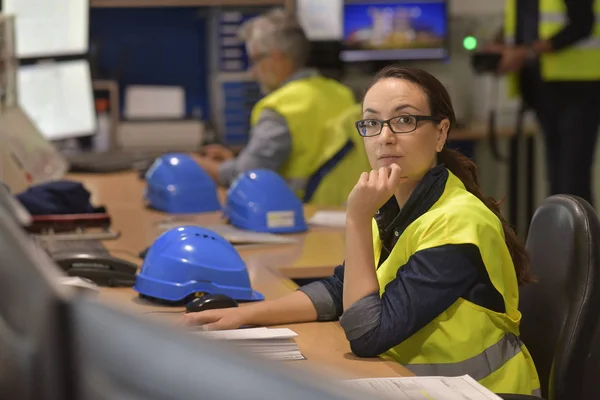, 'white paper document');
343,375,503,400
308,211,346,228
192,327,305,361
